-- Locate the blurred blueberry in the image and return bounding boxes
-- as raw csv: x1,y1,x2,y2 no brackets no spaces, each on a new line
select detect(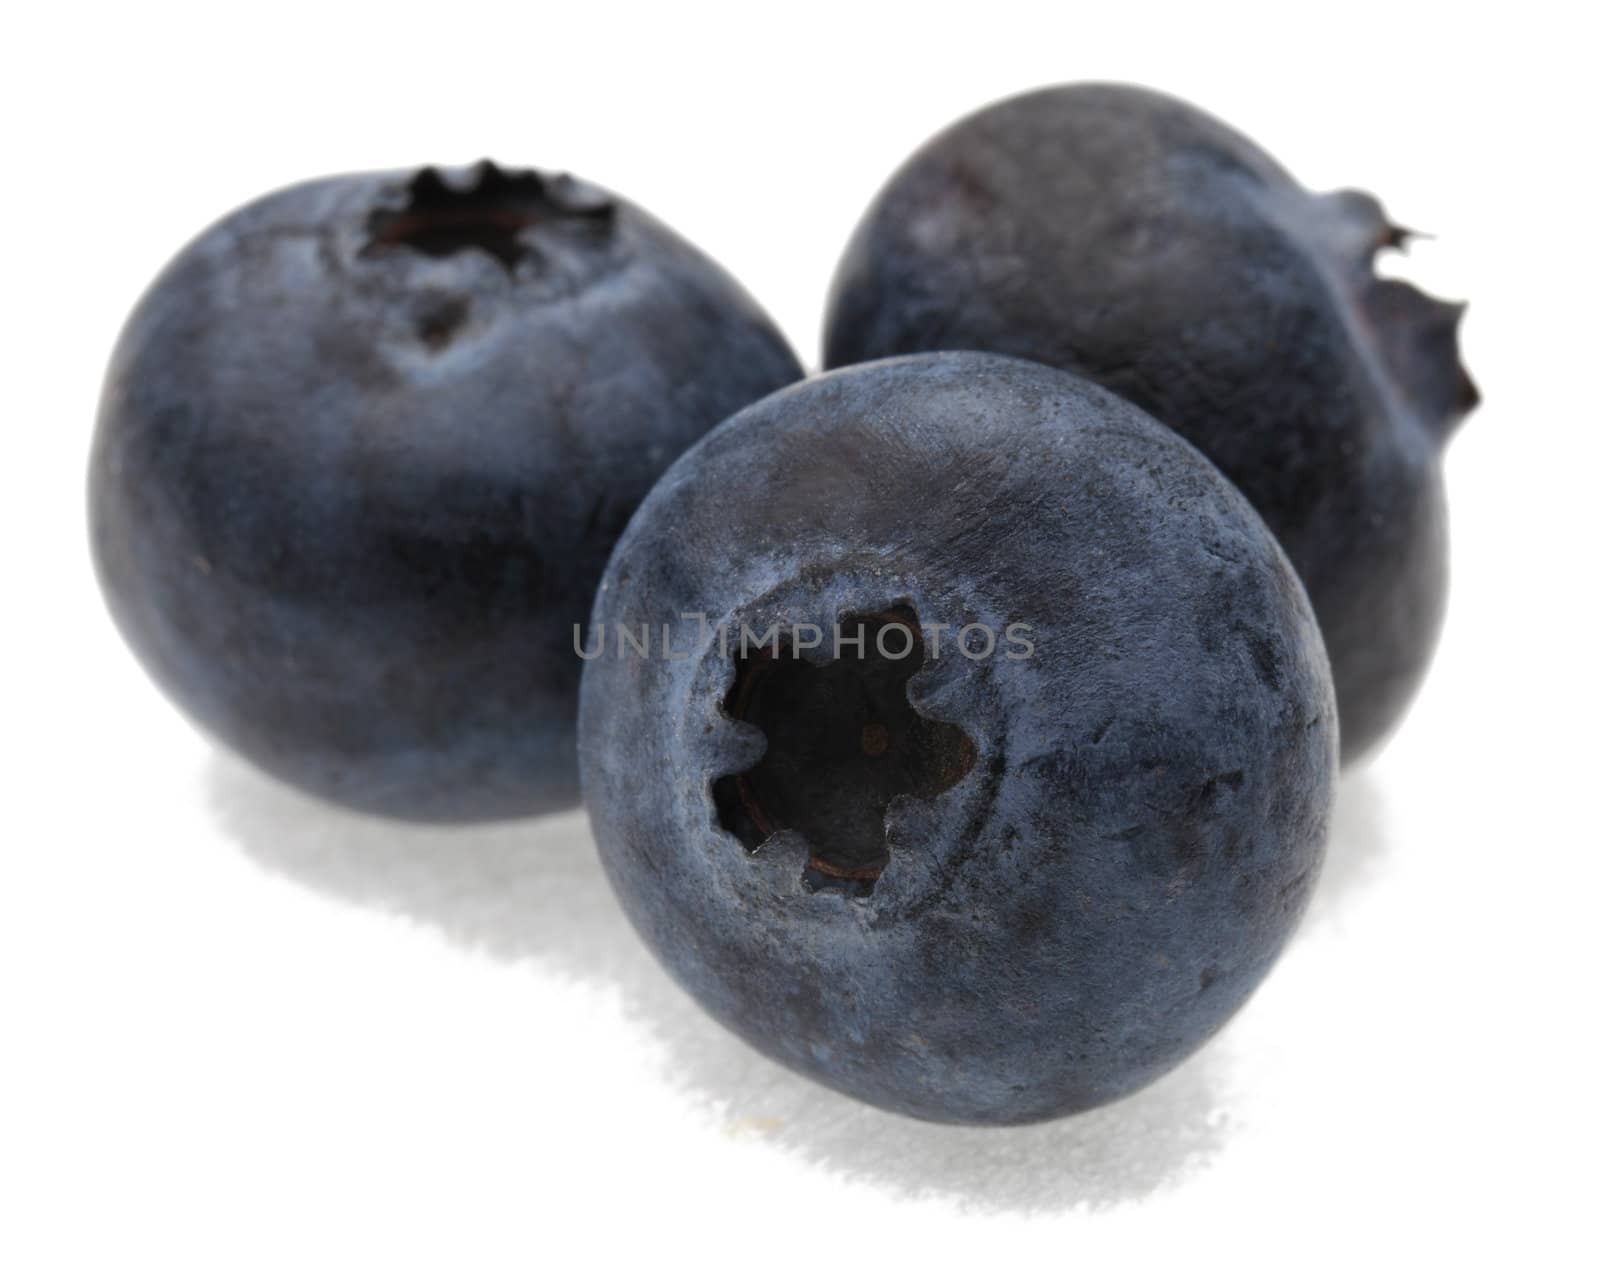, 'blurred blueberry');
825,84,1477,762
90,161,801,821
